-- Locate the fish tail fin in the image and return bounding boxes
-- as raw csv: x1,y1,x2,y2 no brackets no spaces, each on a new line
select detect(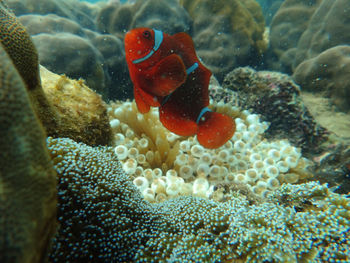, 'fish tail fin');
197,111,235,149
